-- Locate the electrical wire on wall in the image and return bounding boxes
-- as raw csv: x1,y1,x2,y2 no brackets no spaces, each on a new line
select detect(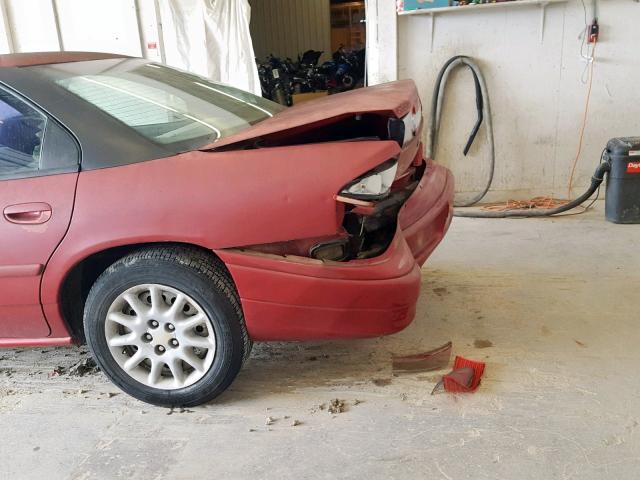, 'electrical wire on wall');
579,0,597,83
568,0,598,199
568,39,597,200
